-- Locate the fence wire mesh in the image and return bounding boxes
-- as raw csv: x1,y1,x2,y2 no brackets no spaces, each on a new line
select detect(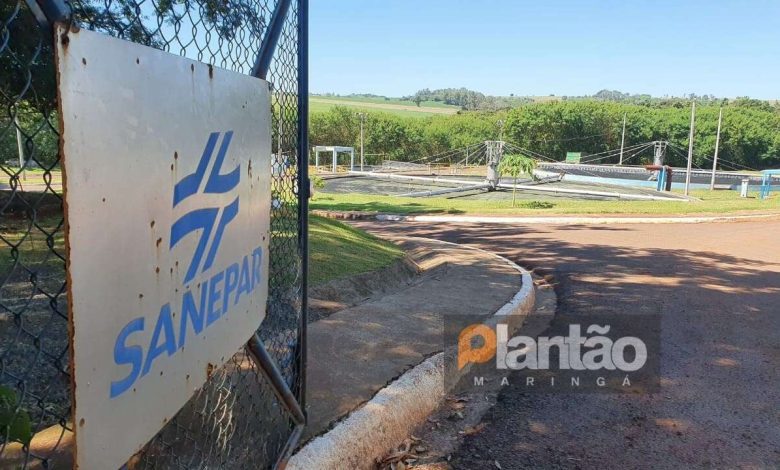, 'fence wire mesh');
0,0,305,468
